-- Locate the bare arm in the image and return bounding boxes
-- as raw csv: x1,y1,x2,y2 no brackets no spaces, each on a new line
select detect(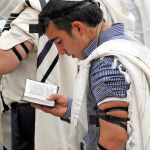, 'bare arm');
0,41,34,74
97,101,128,150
